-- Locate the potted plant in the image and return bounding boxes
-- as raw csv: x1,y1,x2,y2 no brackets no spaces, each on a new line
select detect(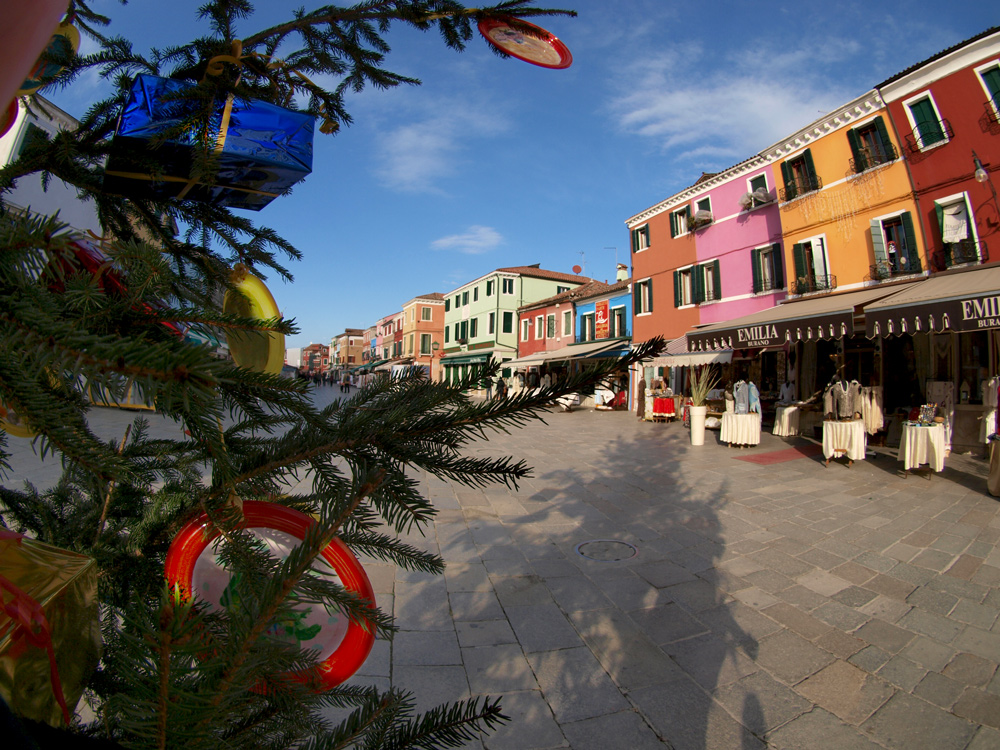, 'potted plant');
689,365,719,446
